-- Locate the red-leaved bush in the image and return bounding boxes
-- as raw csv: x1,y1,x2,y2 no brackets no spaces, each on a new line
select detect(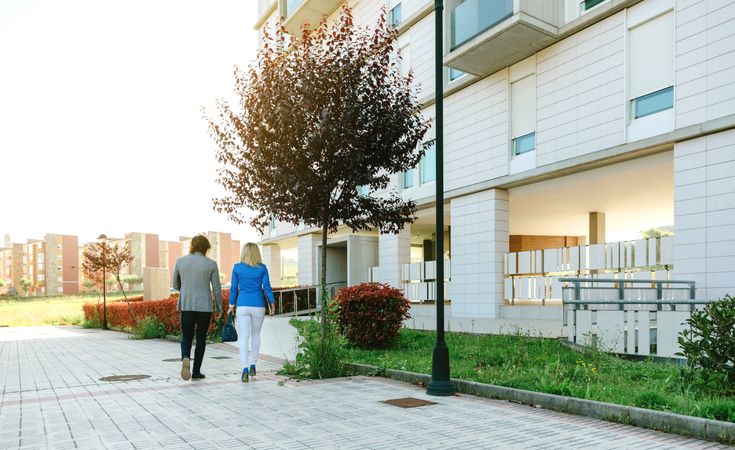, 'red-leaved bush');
83,292,232,334
333,283,410,349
